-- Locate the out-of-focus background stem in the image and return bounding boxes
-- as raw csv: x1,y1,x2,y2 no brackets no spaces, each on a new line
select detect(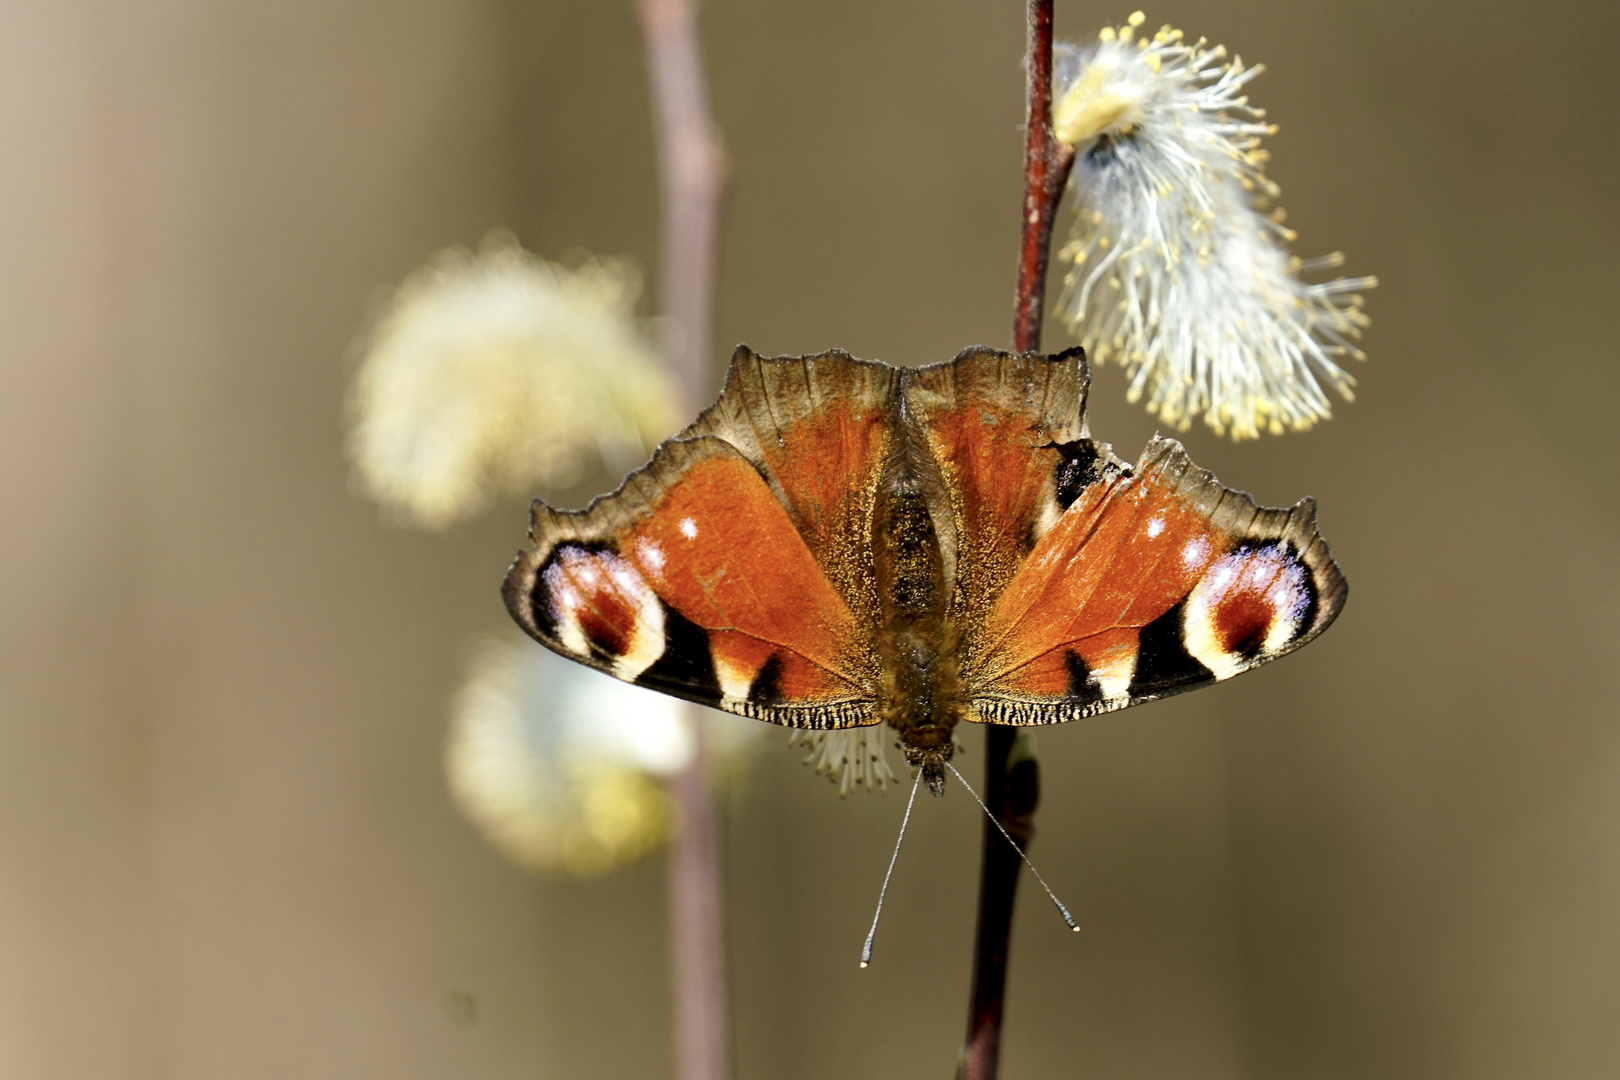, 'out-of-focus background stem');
666,711,729,1080
639,1,730,1078
642,0,726,407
